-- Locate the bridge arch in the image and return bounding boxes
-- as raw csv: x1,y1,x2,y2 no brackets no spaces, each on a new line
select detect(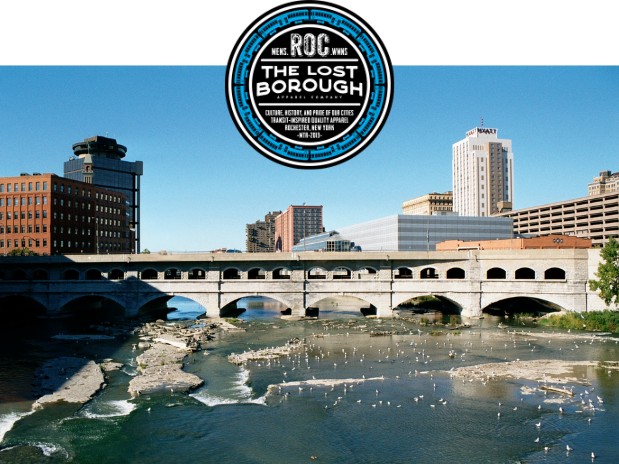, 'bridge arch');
482,296,565,315
222,267,241,280
164,268,182,280
33,269,49,280
332,266,352,279
515,267,535,279
136,293,175,316
109,268,125,280
486,267,507,279
308,266,327,280
188,268,206,280
358,266,378,279
446,267,465,279
544,267,566,280
219,295,291,318
58,294,127,321
393,294,462,315
248,267,267,280
141,268,158,280
420,267,439,279
273,267,291,279
63,268,80,280
305,295,377,317
394,267,412,279
11,269,28,280
0,294,47,320
85,269,103,280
